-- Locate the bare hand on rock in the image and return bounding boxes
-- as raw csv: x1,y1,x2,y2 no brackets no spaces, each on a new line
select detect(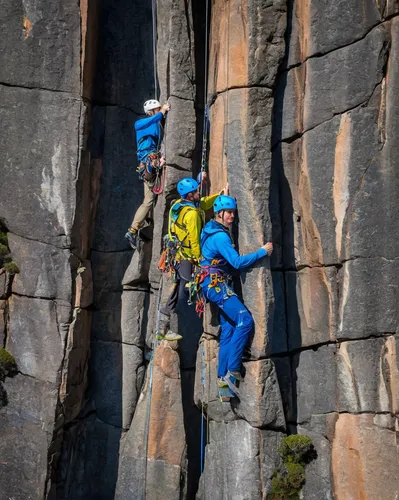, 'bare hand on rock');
262,242,273,255
161,102,171,114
